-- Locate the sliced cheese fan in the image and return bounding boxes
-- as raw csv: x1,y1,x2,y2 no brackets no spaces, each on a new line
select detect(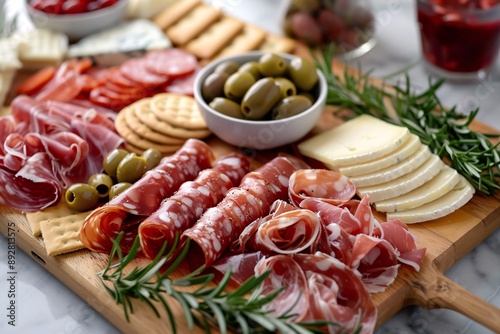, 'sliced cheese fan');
298,114,475,224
